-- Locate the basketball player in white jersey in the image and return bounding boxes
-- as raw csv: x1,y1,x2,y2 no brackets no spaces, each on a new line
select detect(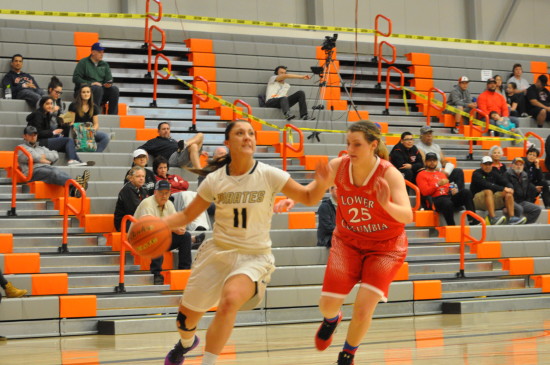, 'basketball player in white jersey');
160,121,332,365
